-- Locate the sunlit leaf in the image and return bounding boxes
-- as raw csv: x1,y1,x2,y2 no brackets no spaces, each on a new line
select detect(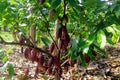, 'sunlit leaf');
112,34,118,43
2,56,8,62
78,34,96,50
83,47,89,53
6,49,12,54
86,35,96,46
106,26,116,34
97,30,106,48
